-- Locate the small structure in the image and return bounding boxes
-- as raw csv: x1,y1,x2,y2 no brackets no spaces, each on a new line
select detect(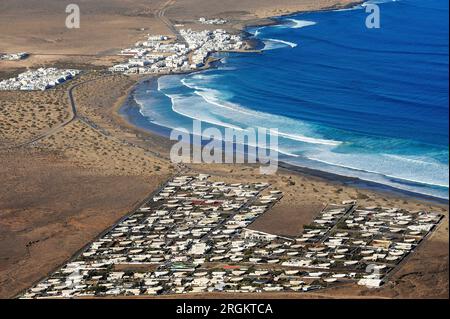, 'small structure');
0,52,29,61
